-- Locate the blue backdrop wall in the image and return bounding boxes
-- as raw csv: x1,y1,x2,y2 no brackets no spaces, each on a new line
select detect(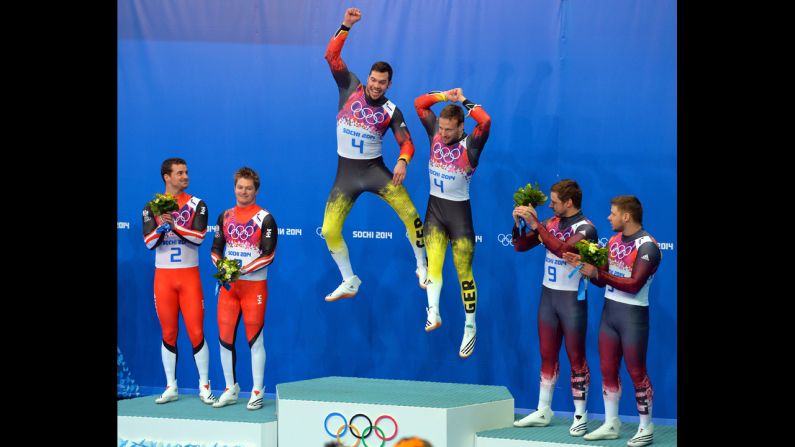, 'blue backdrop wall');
117,0,677,419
